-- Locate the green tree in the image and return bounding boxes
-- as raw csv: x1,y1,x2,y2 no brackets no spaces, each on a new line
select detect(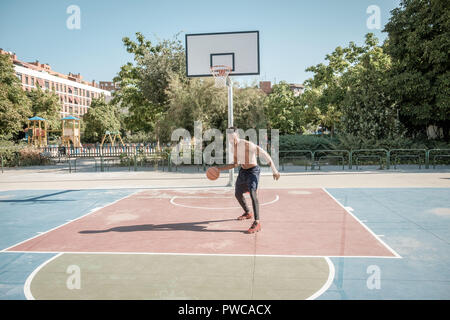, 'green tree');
161,75,268,143
0,54,32,140
383,0,450,139
233,86,268,131
161,76,226,142
339,38,403,139
113,32,186,138
302,38,368,135
302,34,402,139
27,85,61,131
82,96,121,143
265,82,302,135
